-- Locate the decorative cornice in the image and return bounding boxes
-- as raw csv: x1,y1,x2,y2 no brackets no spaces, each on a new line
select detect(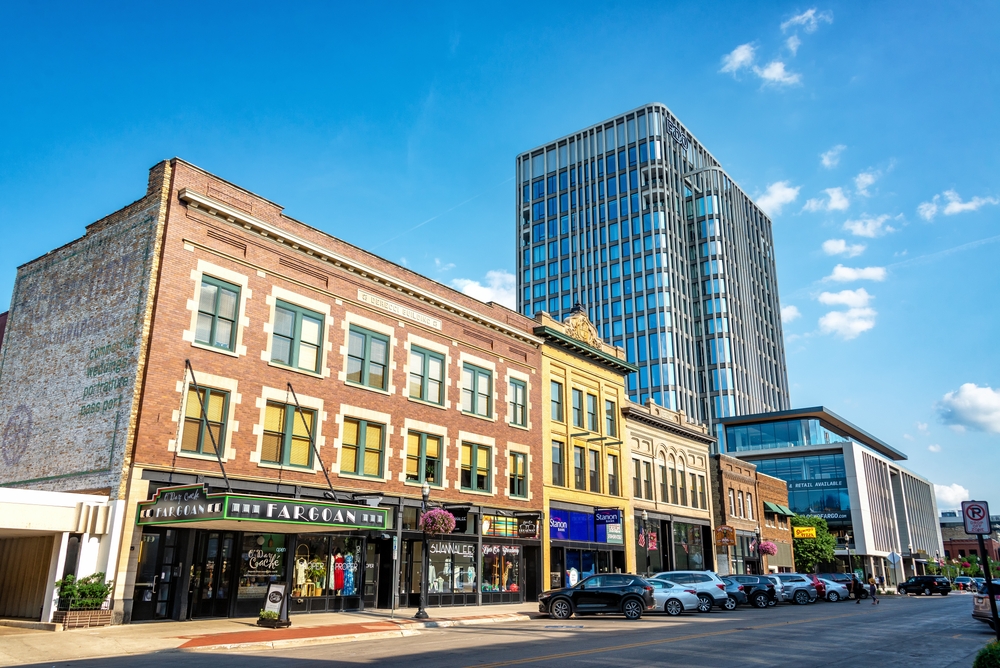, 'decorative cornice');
622,405,716,446
178,189,542,347
532,325,637,375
